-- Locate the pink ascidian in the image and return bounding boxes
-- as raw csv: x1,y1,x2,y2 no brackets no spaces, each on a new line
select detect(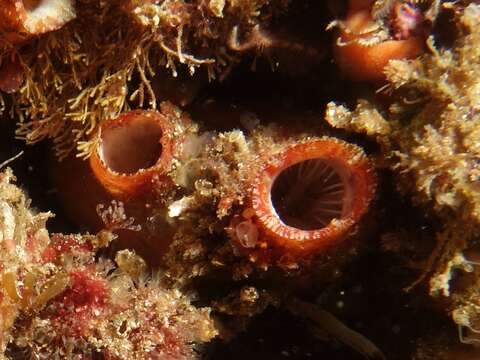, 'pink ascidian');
230,137,377,267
